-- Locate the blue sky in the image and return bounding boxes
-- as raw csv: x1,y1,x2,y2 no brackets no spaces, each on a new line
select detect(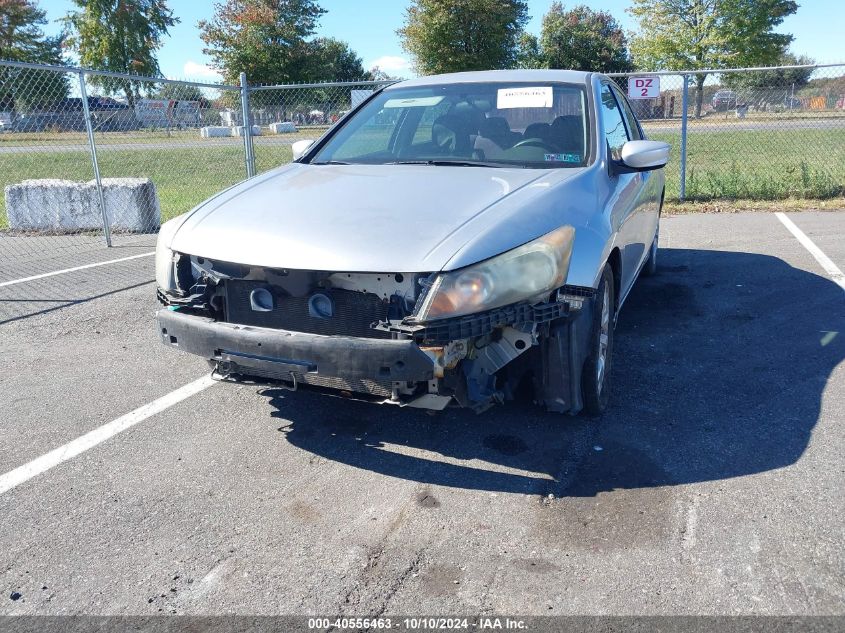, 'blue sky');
38,0,845,80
